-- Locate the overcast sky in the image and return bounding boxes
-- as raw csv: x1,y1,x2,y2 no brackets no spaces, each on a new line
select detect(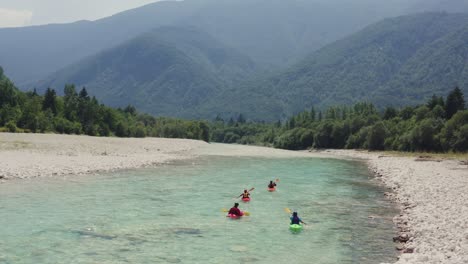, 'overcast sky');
0,0,162,28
